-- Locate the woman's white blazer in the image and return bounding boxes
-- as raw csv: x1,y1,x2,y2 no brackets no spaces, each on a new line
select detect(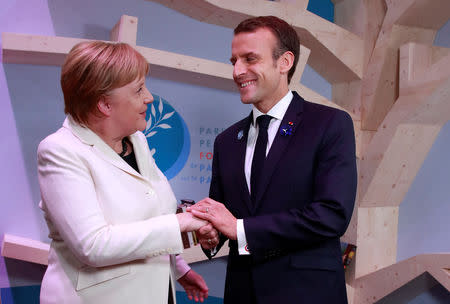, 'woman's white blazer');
38,116,189,304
